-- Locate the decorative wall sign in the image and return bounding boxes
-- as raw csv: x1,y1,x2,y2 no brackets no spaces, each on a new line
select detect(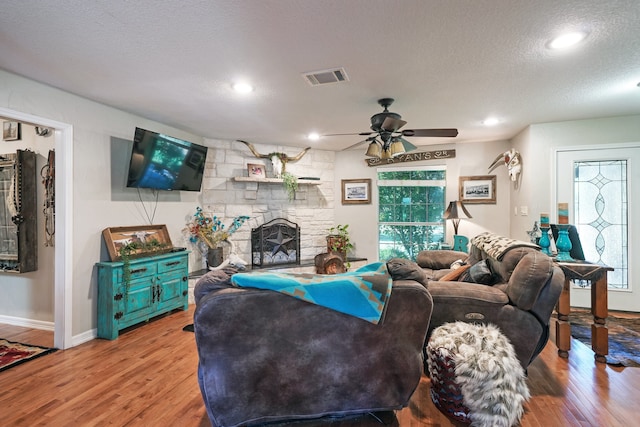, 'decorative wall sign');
459,175,497,204
342,179,371,204
365,149,455,167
